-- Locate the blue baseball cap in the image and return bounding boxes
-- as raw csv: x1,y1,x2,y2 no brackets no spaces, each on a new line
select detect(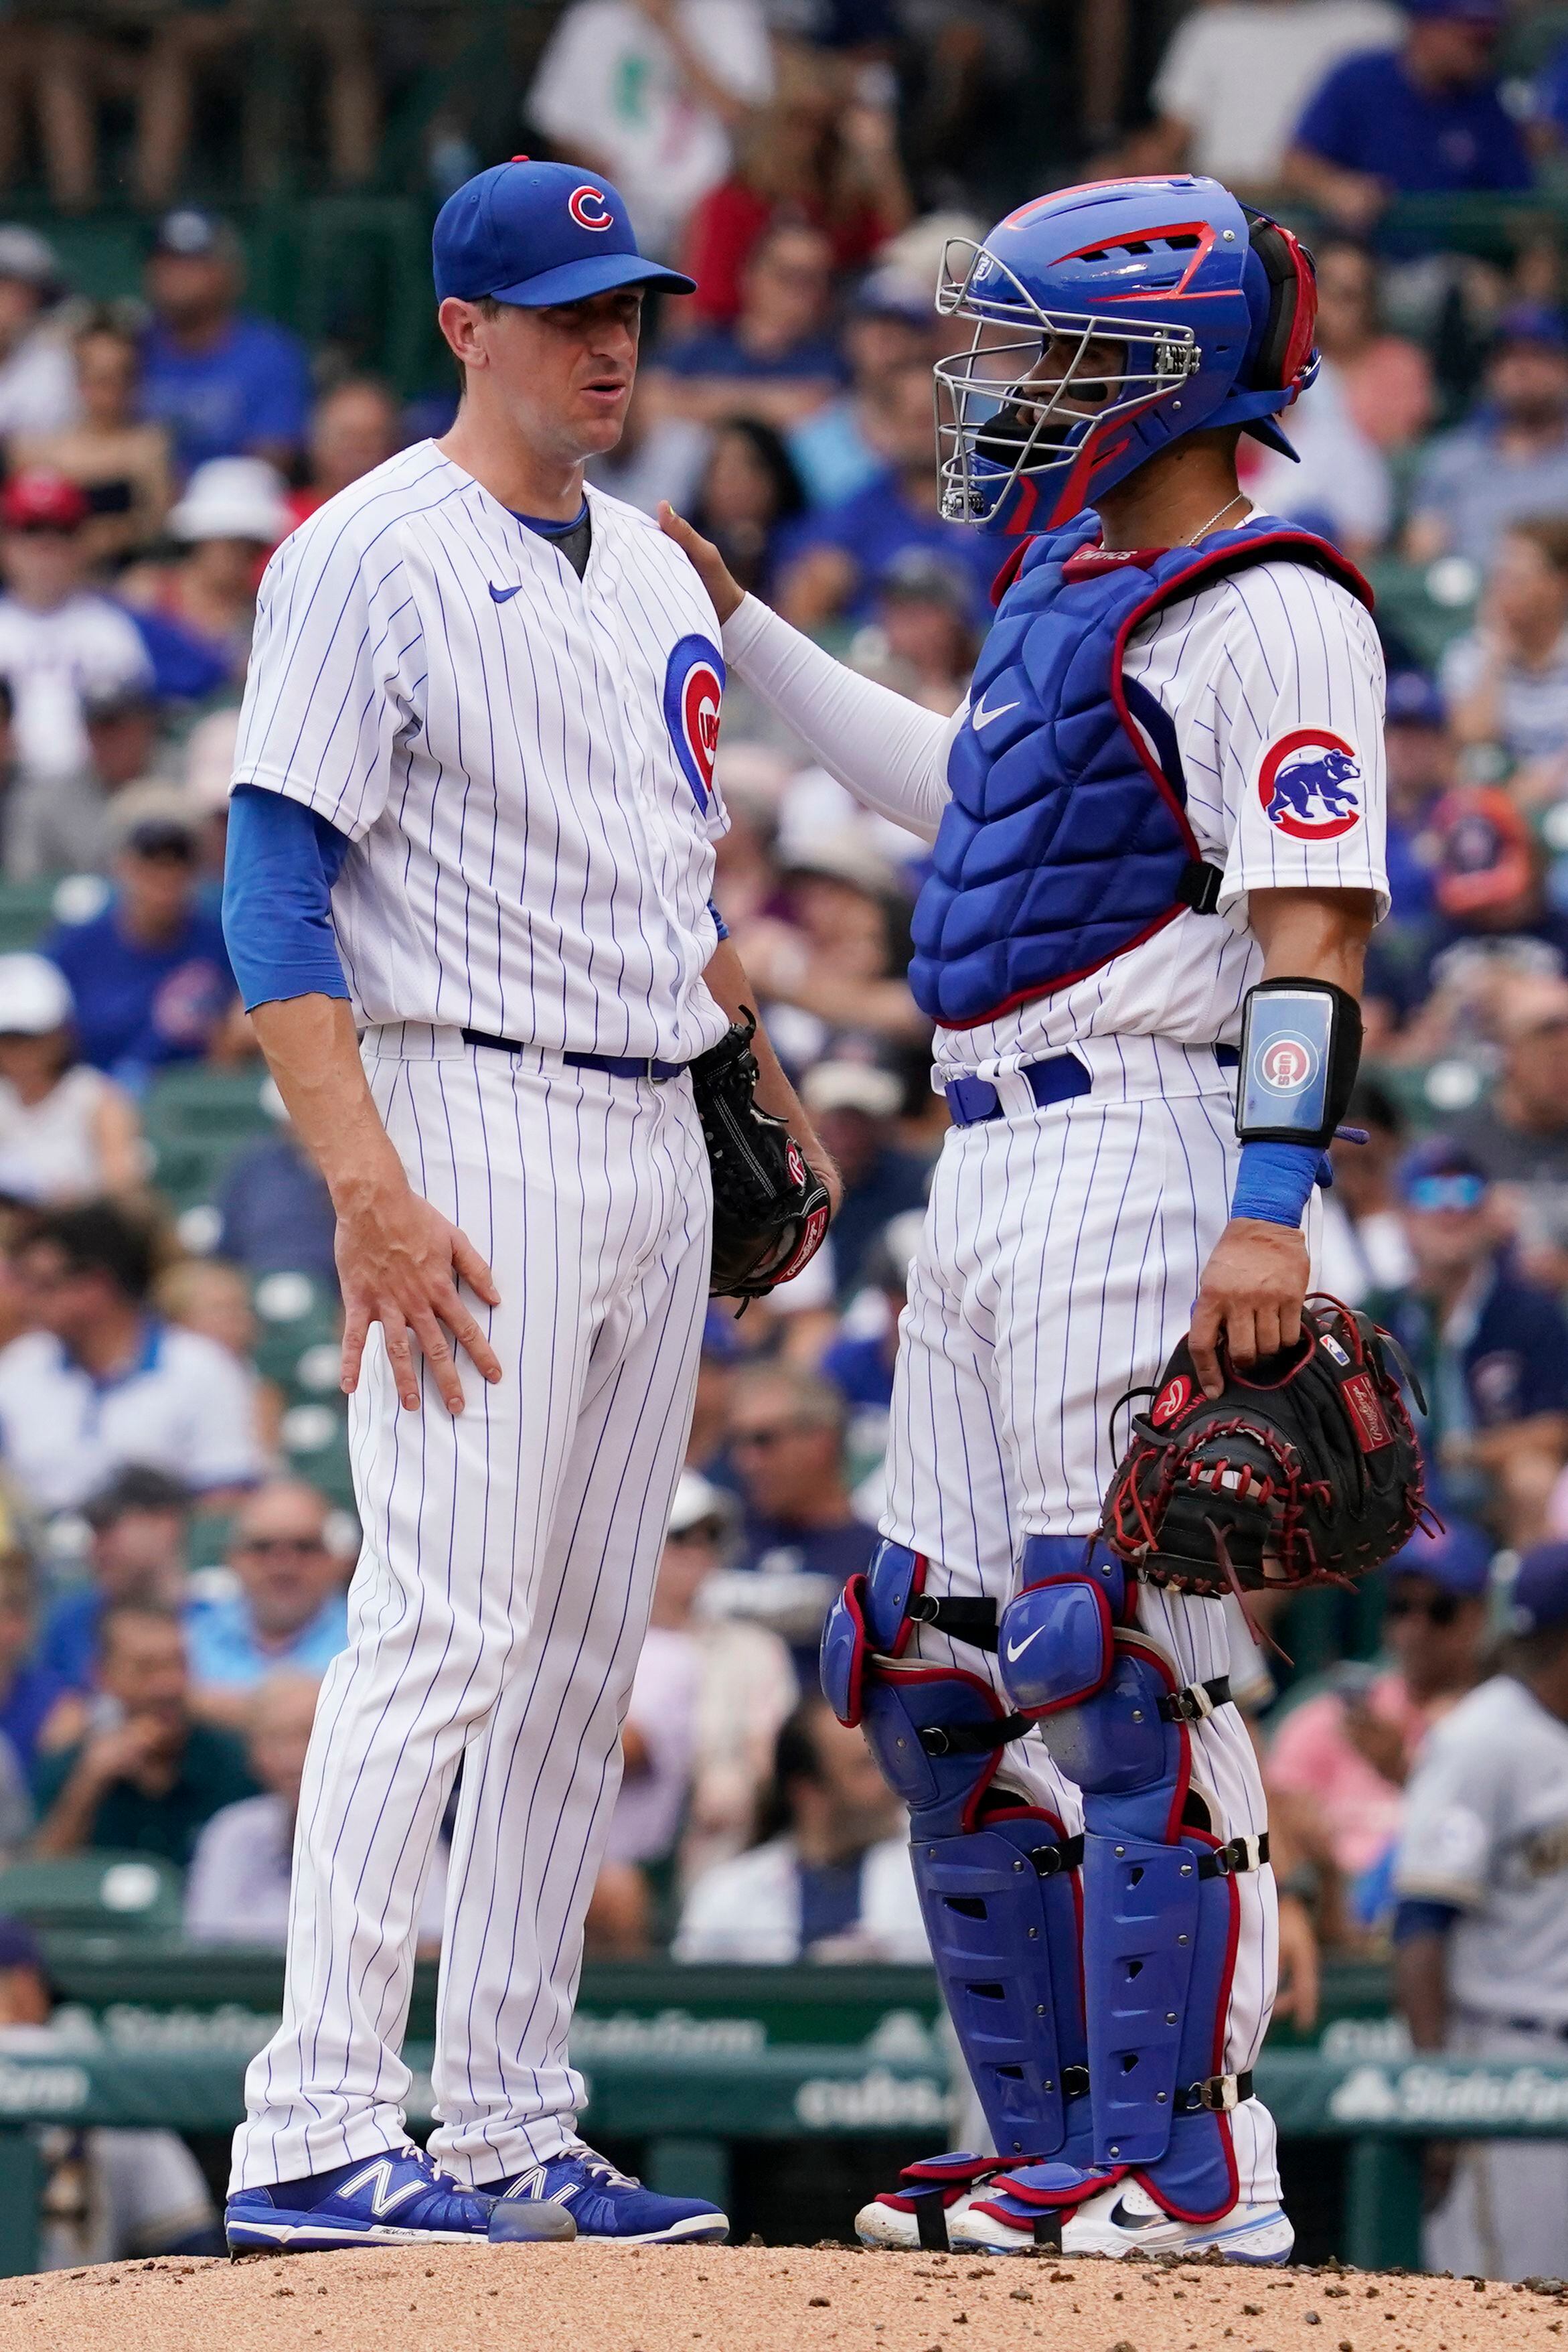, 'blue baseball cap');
1385,1516,1493,1599
1404,0,1506,21
432,160,696,309
1506,1540,1568,1635
1385,669,1445,730
1493,303,1568,355
1395,1136,1490,1211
